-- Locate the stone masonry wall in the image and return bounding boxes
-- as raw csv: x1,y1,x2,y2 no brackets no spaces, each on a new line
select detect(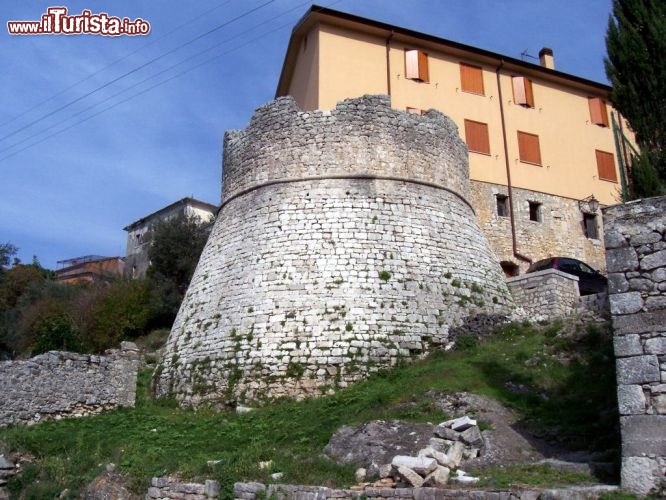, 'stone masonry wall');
506,269,580,320
469,181,607,274
0,342,139,427
153,96,515,406
233,481,618,499
603,196,666,496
